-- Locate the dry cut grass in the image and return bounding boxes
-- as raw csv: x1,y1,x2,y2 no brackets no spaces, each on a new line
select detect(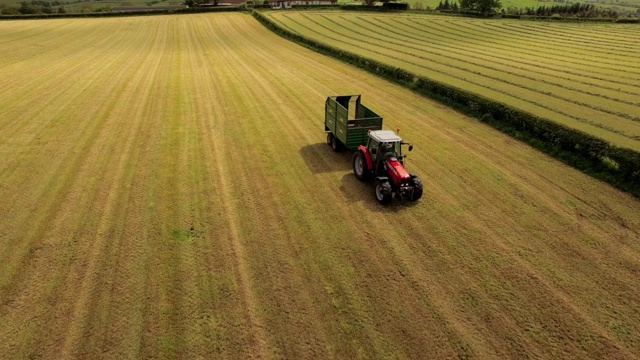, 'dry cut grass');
0,12,640,359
